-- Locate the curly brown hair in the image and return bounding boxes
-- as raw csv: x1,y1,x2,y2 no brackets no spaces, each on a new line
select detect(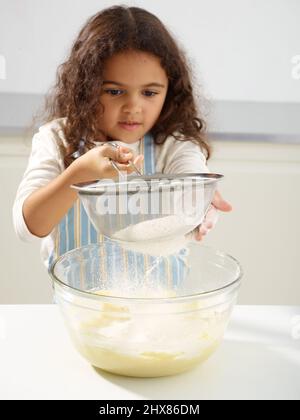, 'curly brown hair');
37,5,211,167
